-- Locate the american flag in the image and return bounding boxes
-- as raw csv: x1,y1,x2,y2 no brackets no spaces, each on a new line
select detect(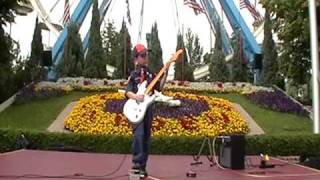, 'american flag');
184,0,204,15
239,0,263,22
62,0,70,26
